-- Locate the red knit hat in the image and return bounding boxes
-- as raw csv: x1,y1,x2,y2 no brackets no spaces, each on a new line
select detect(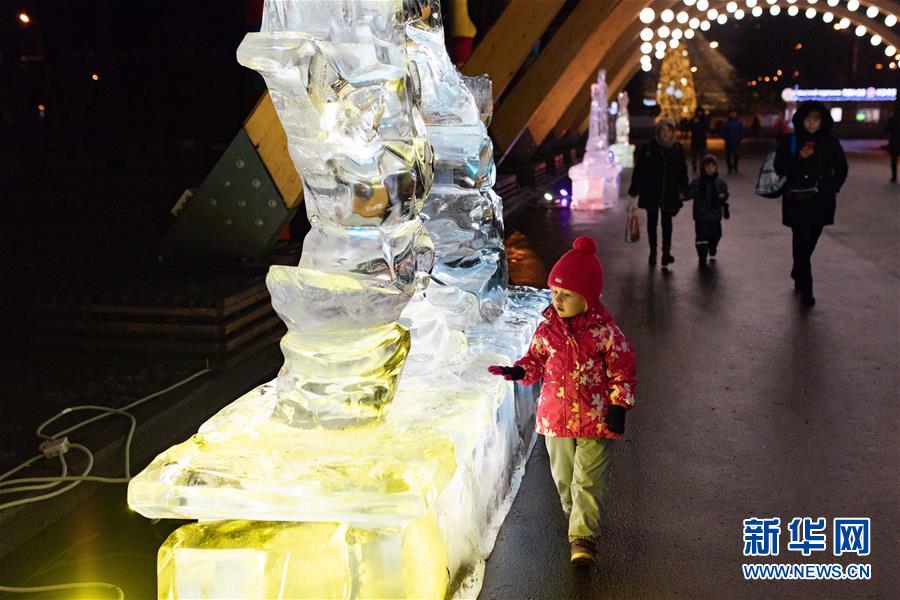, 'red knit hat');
547,236,604,307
